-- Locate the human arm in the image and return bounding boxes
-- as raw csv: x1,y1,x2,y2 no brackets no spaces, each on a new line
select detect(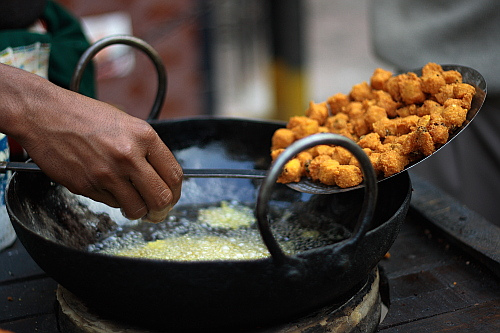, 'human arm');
0,64,183,222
